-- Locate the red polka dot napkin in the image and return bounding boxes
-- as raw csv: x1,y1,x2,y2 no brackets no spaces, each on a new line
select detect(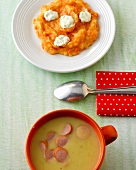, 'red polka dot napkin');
96,71,136,117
